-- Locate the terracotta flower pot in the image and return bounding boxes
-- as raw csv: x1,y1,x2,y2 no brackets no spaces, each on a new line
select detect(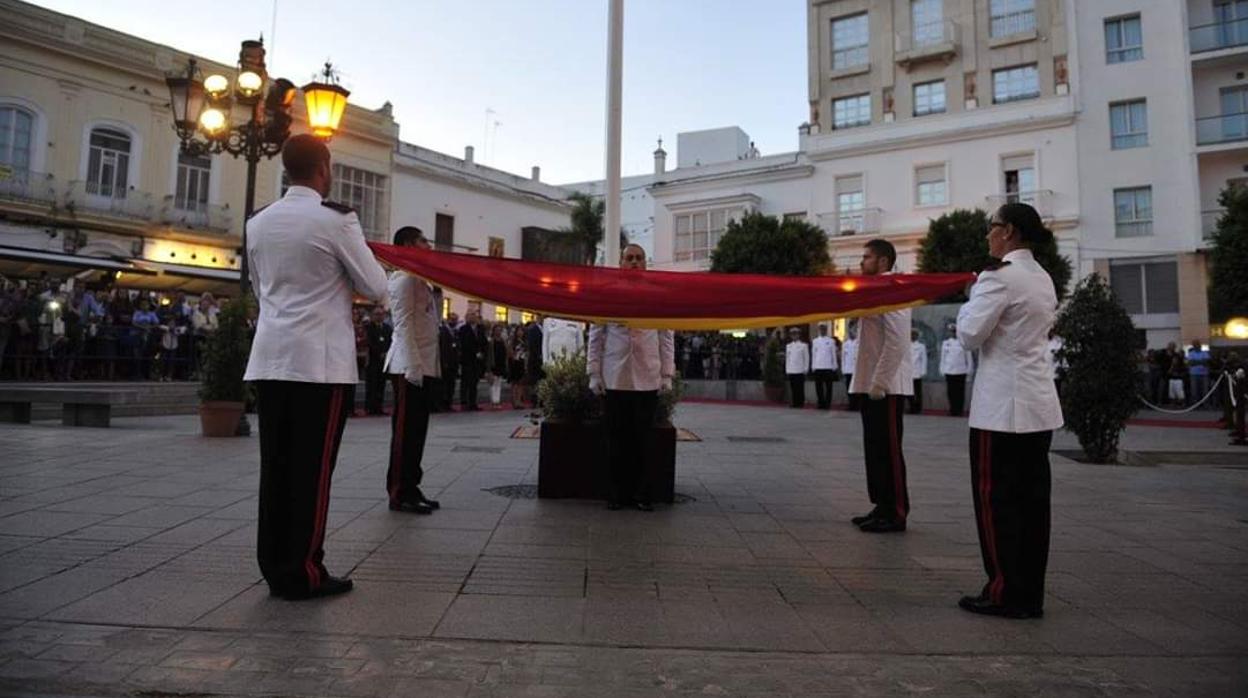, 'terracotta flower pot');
200,401,245,437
